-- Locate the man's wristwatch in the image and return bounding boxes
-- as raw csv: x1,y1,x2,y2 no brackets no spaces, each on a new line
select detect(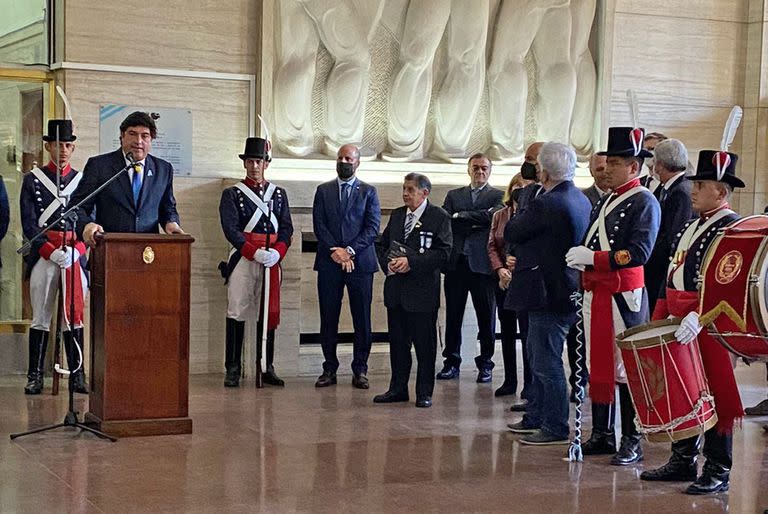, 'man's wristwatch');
345,246,355,258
